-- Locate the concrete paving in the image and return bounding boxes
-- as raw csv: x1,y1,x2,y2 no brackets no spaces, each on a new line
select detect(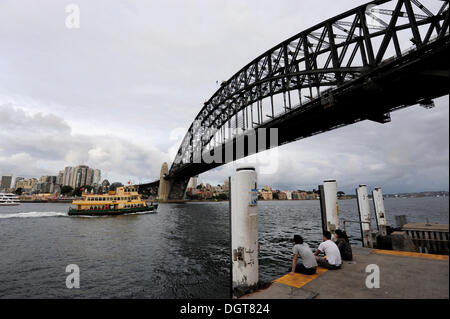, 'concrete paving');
241,247,449,299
